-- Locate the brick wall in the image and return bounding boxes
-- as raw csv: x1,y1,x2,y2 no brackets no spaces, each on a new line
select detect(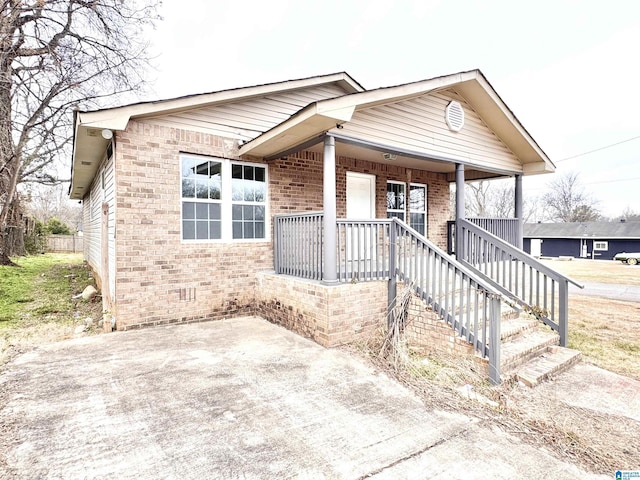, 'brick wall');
335,156,450,249
256,272,387,347
111,119,452,330
404,293,475,356
277,152,451,249
401,291,488,375
114,121,272,329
